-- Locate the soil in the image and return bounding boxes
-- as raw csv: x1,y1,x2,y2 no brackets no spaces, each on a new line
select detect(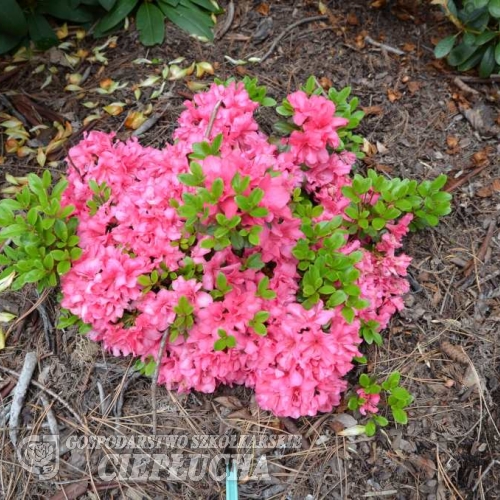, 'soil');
0,1,499,499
